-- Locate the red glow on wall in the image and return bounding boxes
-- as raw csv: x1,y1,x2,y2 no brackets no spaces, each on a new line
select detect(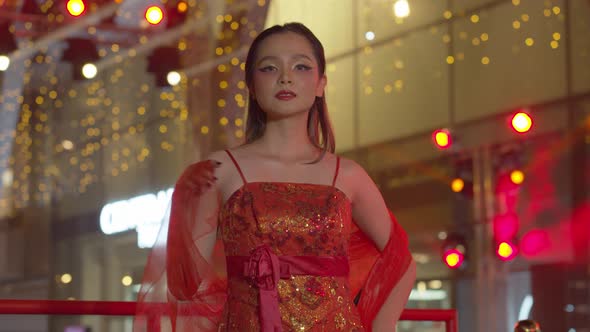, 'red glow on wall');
521,230,551,256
